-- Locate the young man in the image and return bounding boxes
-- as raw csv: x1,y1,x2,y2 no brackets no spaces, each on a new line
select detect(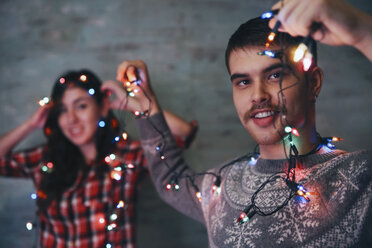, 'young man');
104,2,372,247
